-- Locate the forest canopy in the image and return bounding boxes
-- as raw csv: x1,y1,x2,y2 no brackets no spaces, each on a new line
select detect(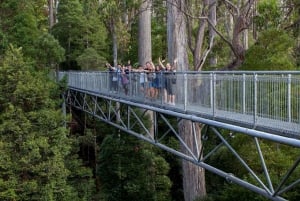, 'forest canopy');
0,0,300,201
